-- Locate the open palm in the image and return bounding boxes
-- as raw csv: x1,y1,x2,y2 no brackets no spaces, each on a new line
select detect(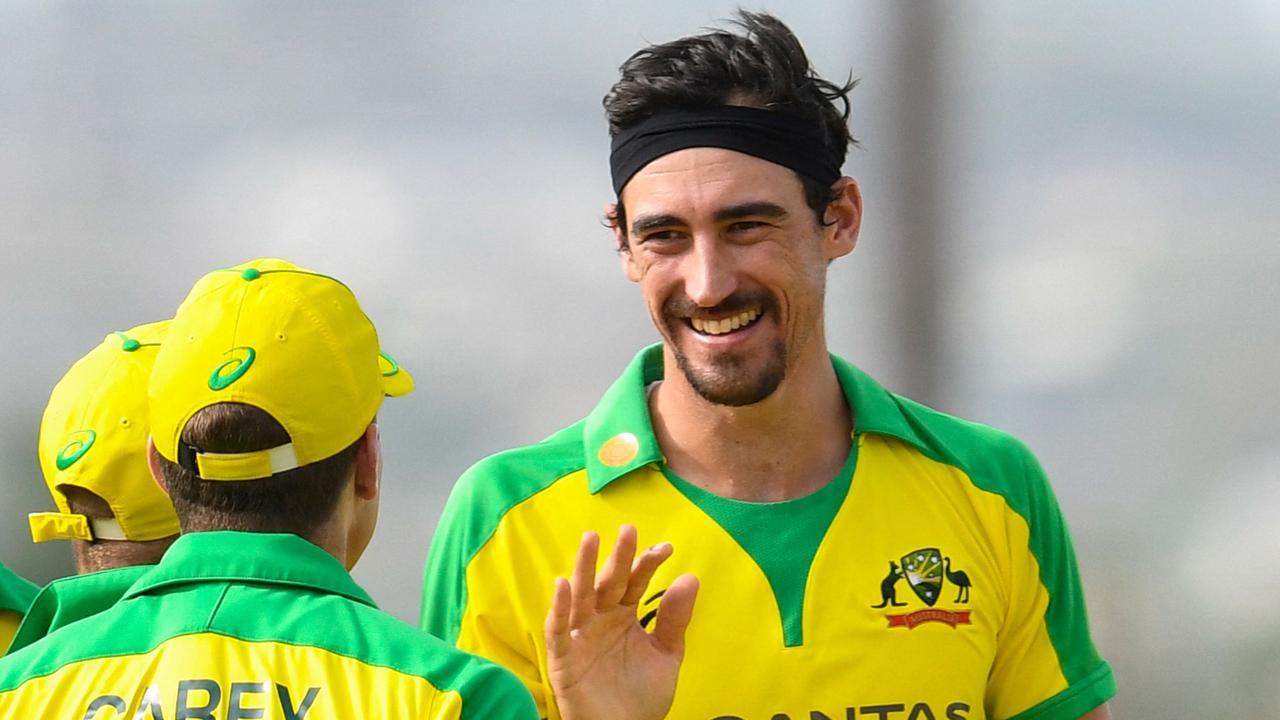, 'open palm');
545,525,699,720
